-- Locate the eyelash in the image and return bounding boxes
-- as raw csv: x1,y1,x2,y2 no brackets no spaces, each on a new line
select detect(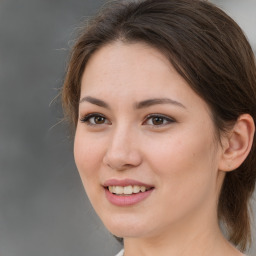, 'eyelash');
80,113,110,126
80,113,175,127
143,114,175,126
